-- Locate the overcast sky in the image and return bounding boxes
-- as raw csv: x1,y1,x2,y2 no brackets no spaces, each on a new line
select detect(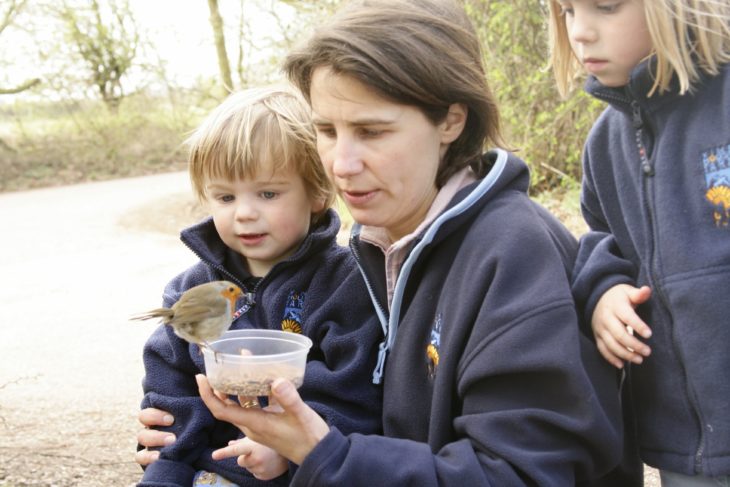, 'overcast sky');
2,0,292,99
